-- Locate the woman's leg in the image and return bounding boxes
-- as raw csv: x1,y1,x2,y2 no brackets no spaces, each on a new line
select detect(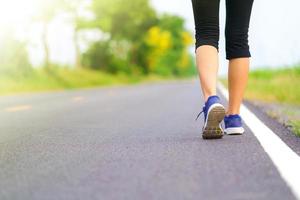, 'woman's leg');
225,0,254,115
227,58,249,114
196,46,219,102
191,0,220,102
